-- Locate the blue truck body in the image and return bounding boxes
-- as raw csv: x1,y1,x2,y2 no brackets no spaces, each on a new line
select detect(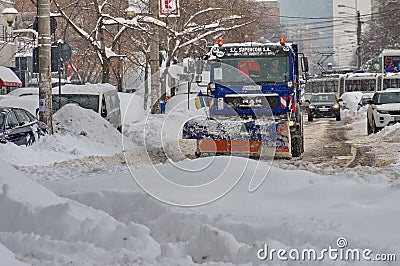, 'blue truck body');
183,39,307,158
